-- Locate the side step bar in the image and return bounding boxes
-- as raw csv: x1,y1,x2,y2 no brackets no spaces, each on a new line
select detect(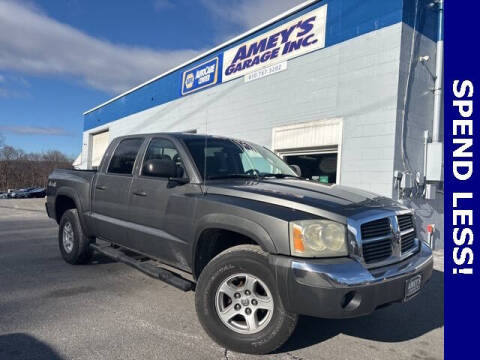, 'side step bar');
90,244,195,292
